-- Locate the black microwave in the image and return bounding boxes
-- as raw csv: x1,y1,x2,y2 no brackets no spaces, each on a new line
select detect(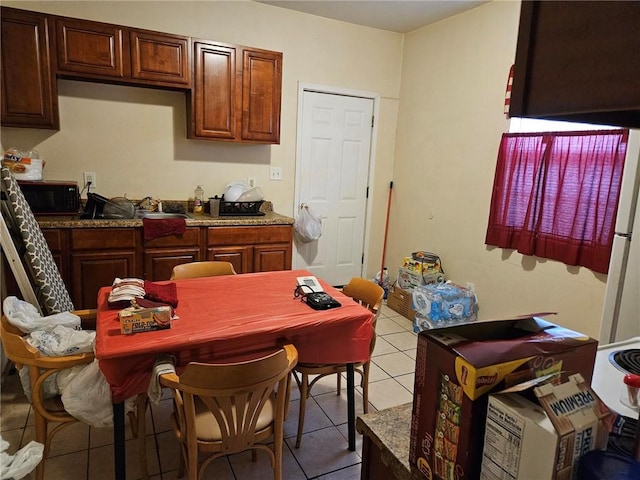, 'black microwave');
17,180,80,215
